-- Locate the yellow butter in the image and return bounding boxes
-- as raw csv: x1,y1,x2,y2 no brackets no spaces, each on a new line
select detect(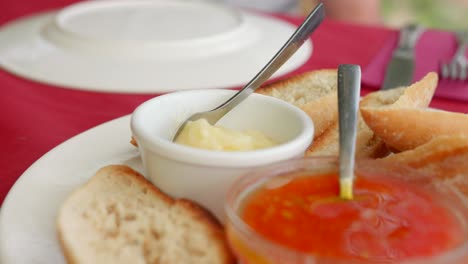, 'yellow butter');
175,119,277,151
